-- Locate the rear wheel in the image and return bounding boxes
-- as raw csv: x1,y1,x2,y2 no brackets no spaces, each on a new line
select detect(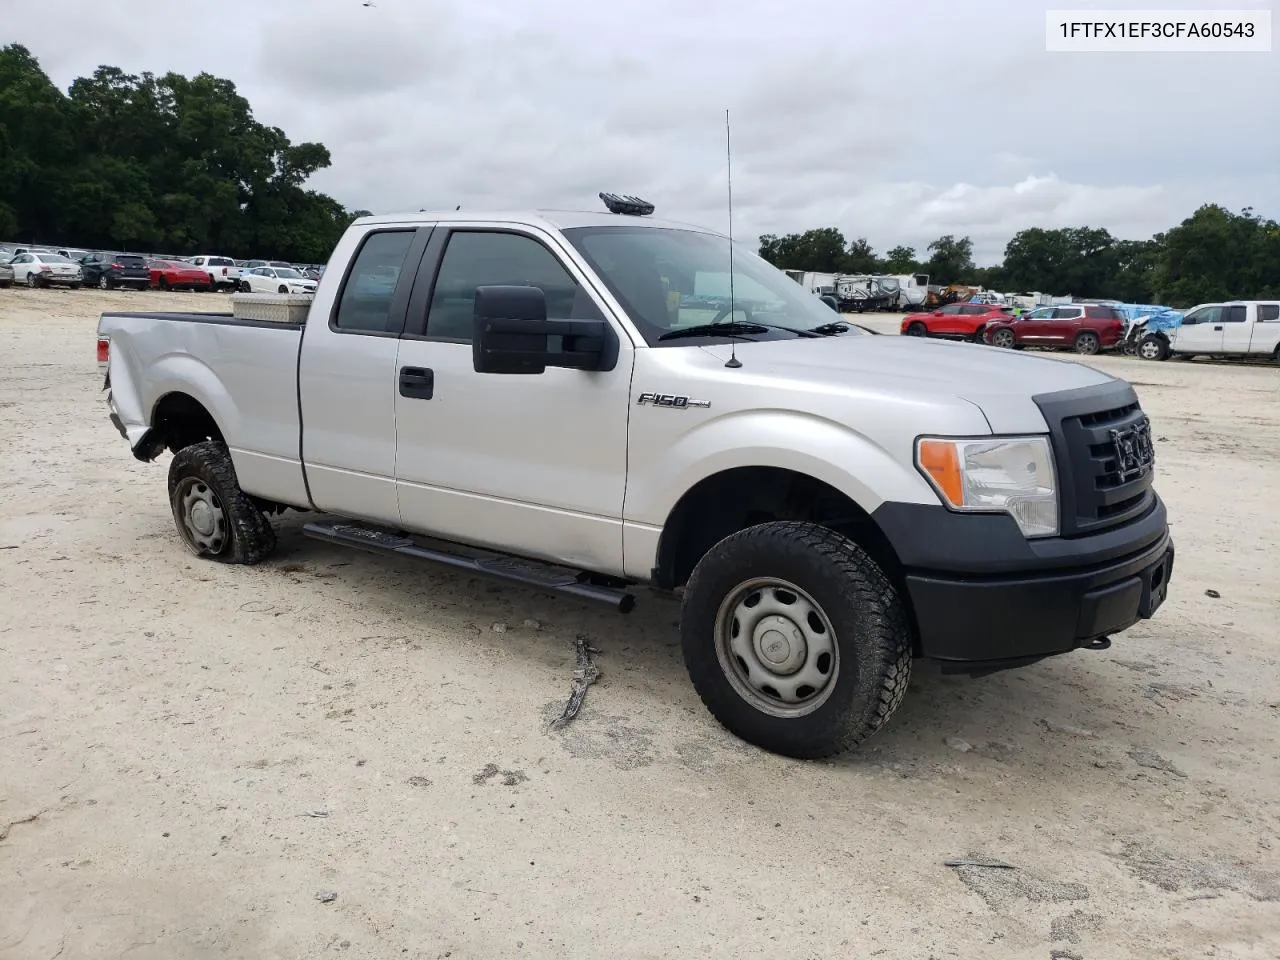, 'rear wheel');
158,277,169,290
167,440,276,565
992,328,1016,348
680,521,912,759
277,284,289,294
240,281,252,292
904,321,927,337
1074,331,1100,355
98,275,111,291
